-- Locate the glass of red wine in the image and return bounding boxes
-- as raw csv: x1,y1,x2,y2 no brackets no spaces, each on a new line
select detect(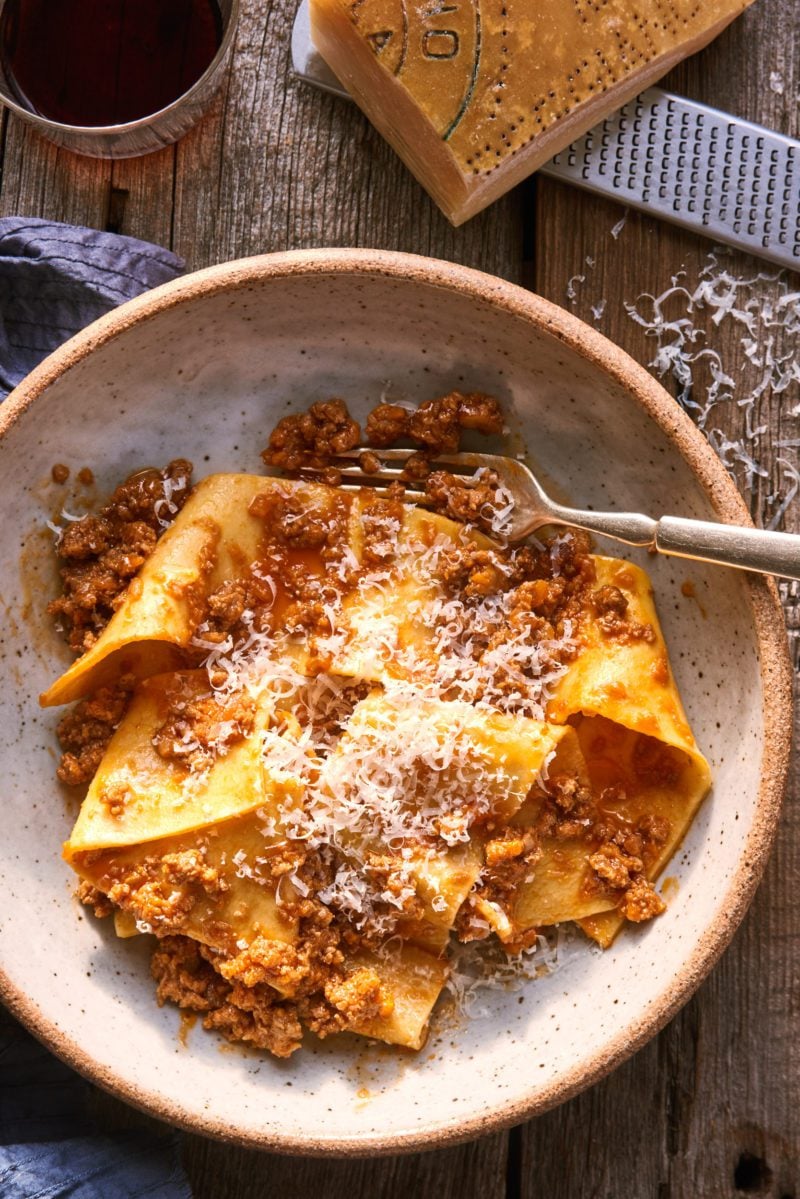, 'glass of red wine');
0,0,239,157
